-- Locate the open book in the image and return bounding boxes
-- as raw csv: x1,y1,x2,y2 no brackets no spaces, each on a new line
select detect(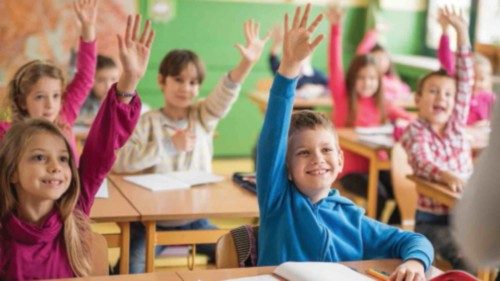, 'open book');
124,171,224,192
224,262,373,281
